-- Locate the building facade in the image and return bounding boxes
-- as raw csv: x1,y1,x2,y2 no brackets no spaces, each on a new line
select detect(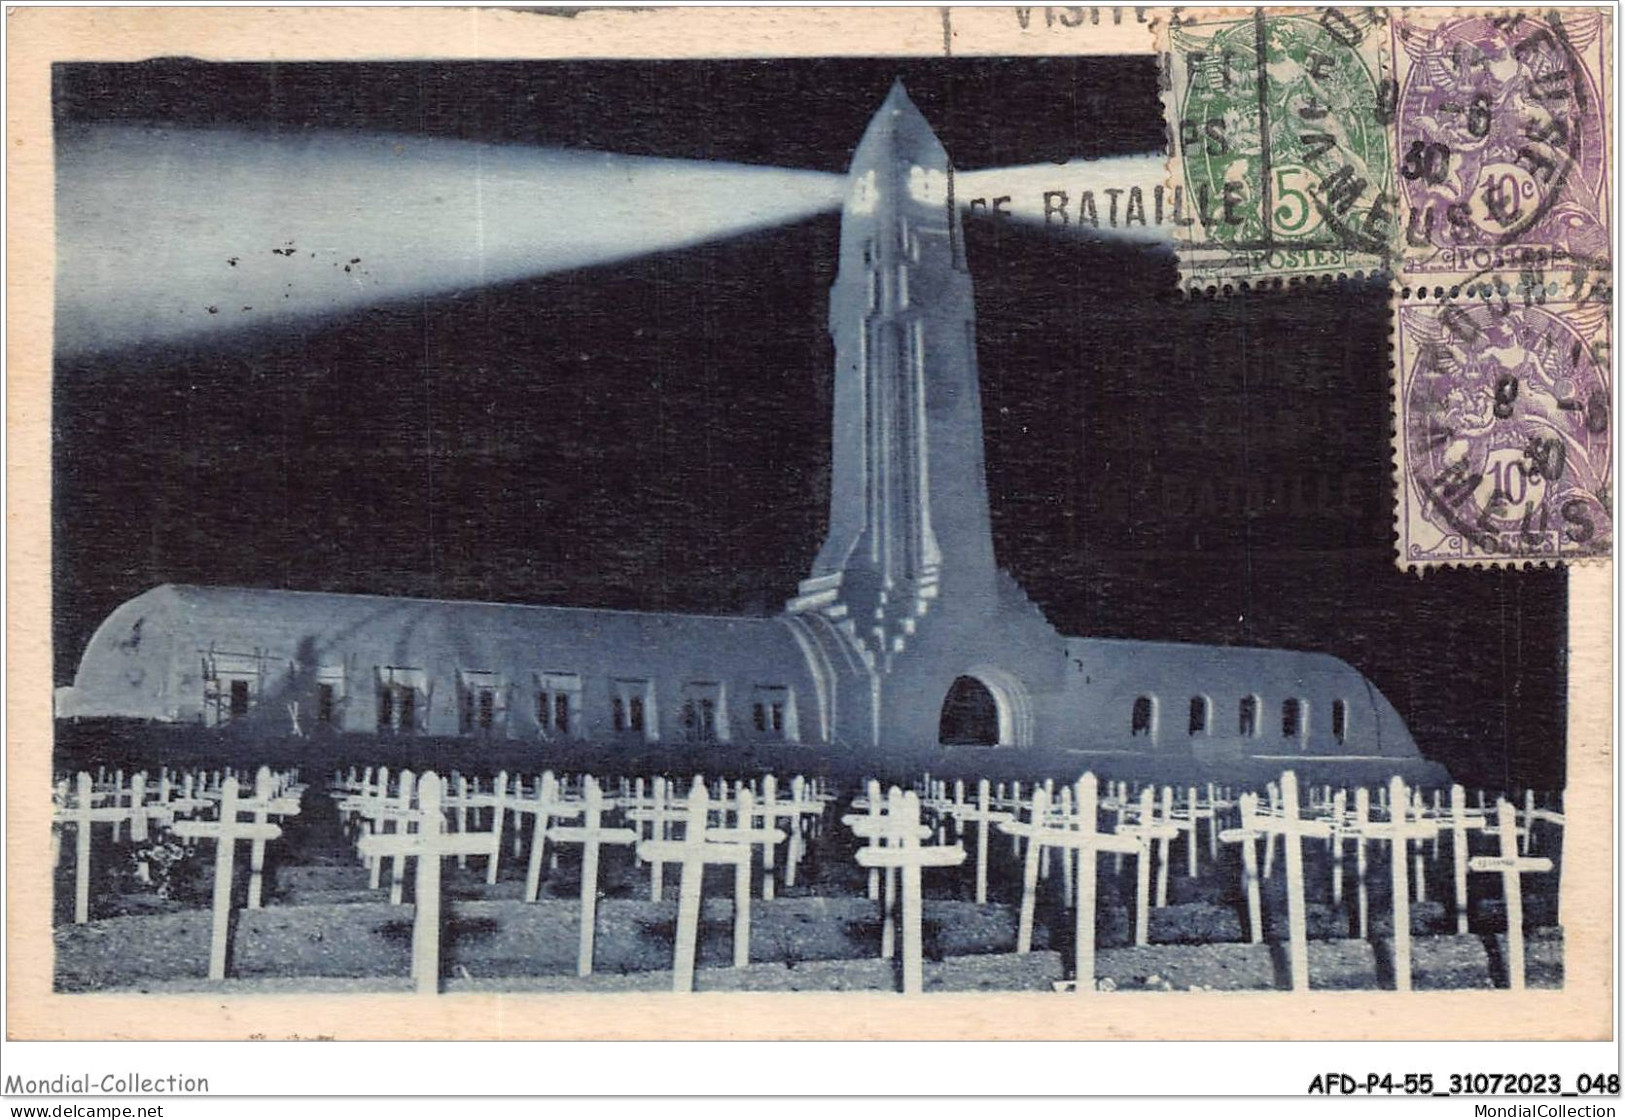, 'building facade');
56,84,1443,781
